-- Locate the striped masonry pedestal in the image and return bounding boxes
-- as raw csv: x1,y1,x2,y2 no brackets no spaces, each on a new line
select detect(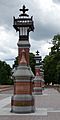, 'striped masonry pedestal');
11,50,35,113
